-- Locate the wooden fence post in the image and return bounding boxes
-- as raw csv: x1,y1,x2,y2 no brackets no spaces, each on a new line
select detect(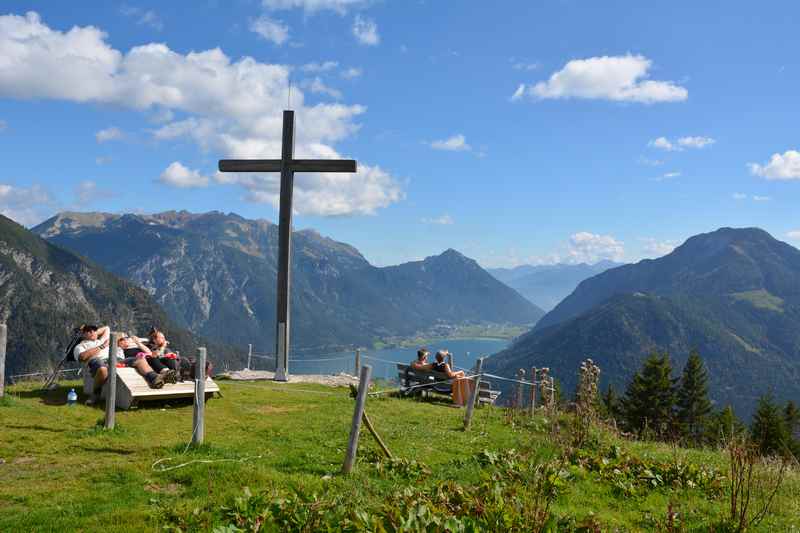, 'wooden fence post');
343,364,372,474
192,347,207,446
515,368,525,410
104,331,119,429
463,357,484,431
354,349,361,377
530,367,537,416
0,324,6,398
